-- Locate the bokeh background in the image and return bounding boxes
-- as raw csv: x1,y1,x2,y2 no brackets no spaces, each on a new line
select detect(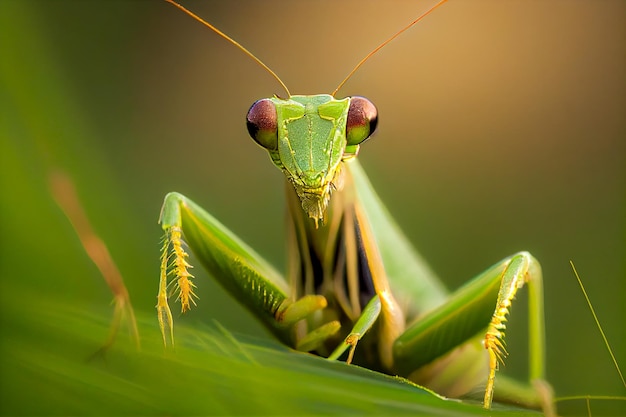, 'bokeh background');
2,1,624,415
